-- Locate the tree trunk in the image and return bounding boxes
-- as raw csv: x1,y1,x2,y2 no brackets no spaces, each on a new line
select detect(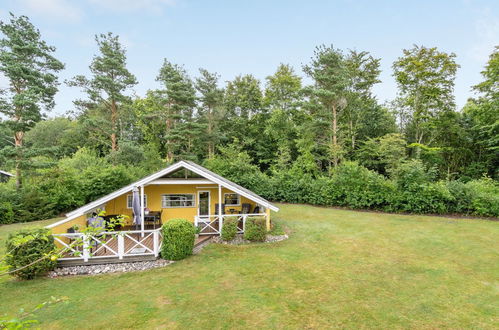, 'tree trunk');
349,119,355,150
207,107,214,158
110,99,118,151
14,131,24,189
332,103,338,167
165,118,173,163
